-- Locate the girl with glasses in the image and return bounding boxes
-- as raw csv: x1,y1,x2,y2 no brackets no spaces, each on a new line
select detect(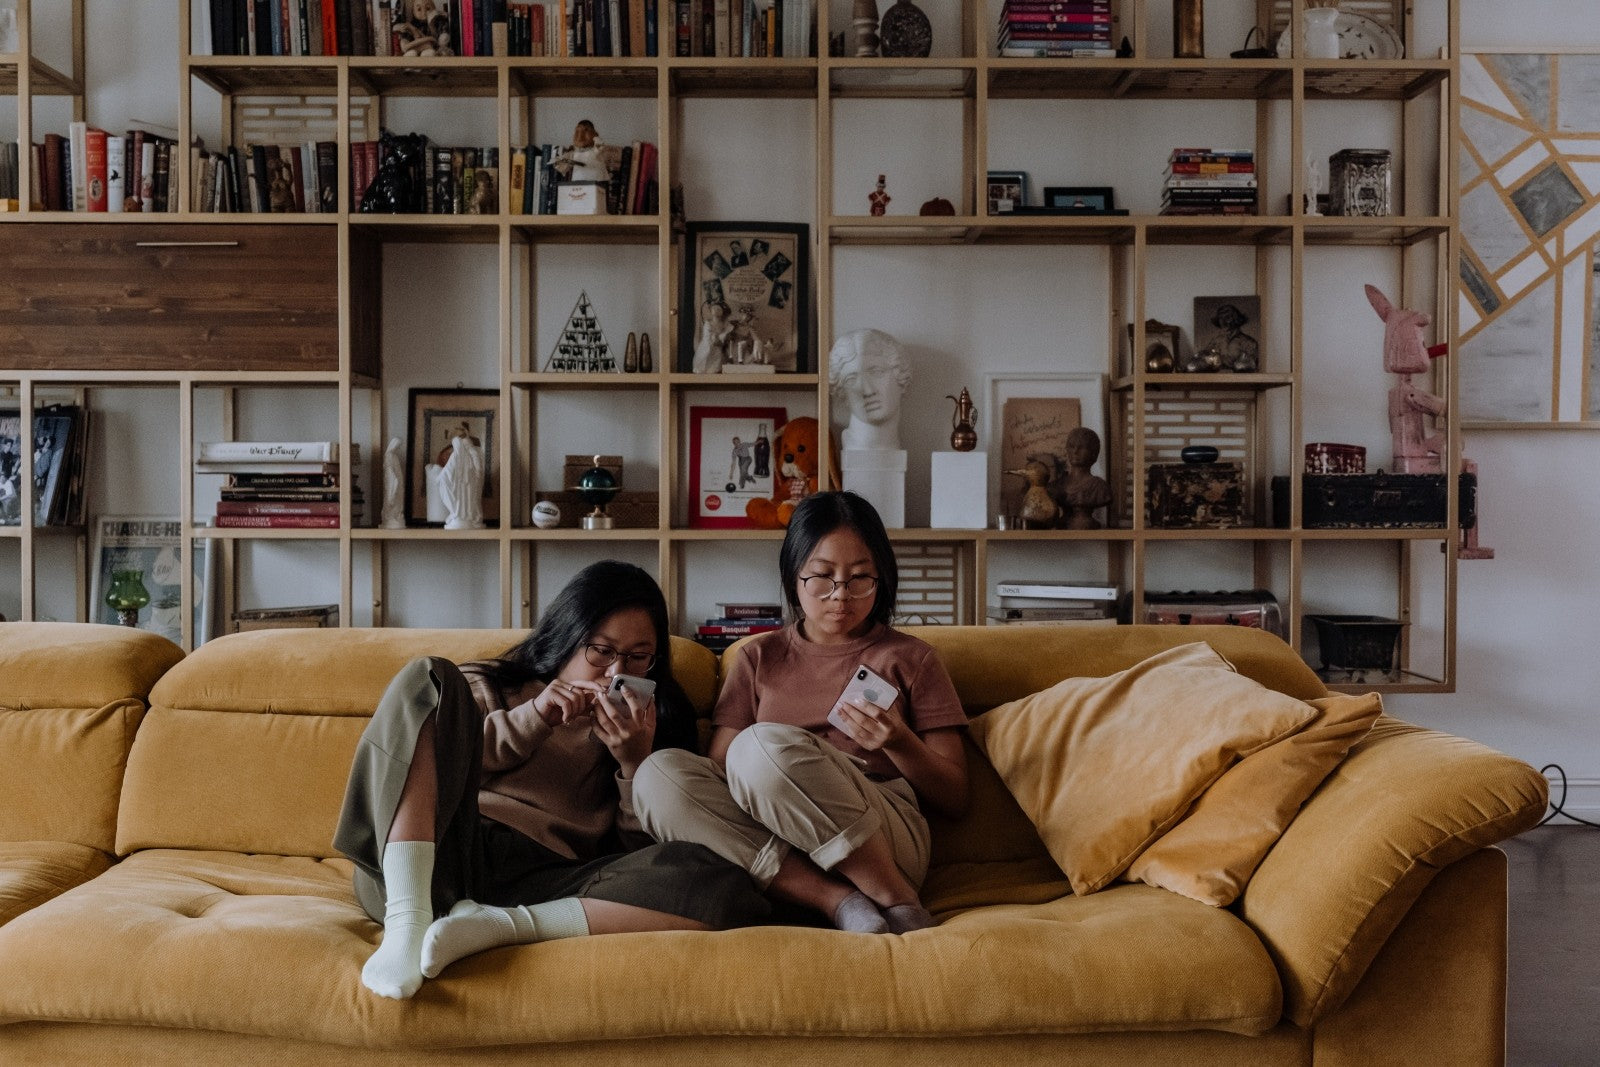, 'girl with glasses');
335,560,767,999
633,491,969,934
